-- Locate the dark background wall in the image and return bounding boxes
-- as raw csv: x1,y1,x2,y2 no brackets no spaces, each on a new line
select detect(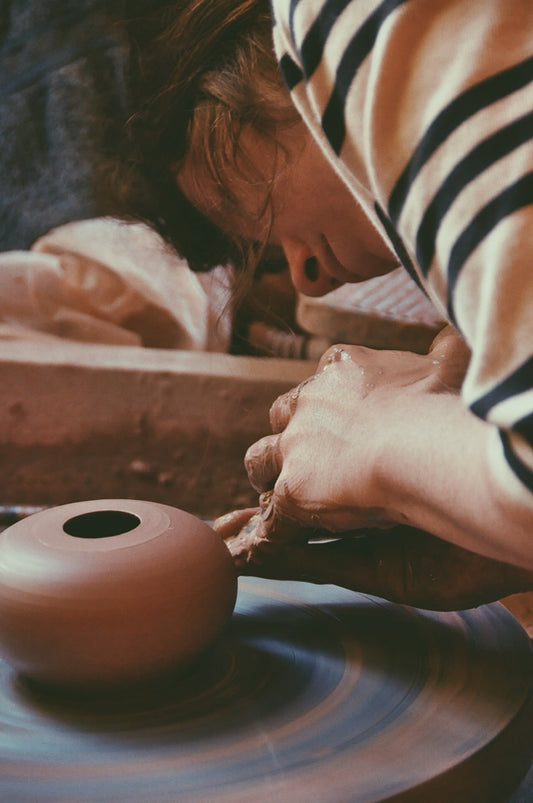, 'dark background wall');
0,0,129,250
